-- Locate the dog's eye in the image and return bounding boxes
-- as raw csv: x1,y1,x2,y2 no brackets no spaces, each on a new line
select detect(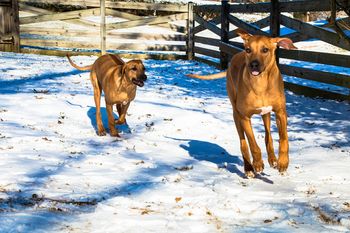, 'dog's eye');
262,48,269,53
131,67,137,71
245,48,251,54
